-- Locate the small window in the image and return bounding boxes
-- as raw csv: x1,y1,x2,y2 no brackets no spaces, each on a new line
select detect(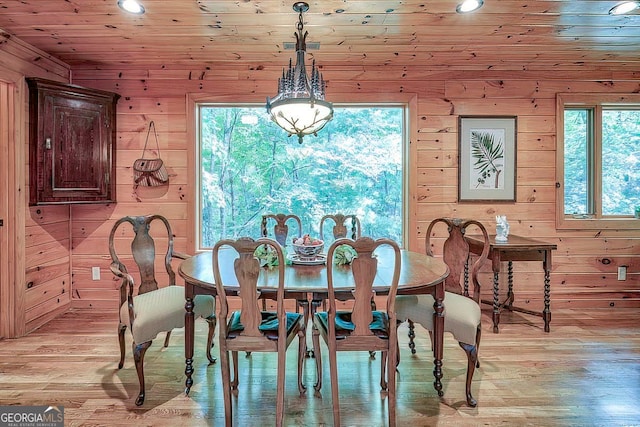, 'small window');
557,94,640,229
